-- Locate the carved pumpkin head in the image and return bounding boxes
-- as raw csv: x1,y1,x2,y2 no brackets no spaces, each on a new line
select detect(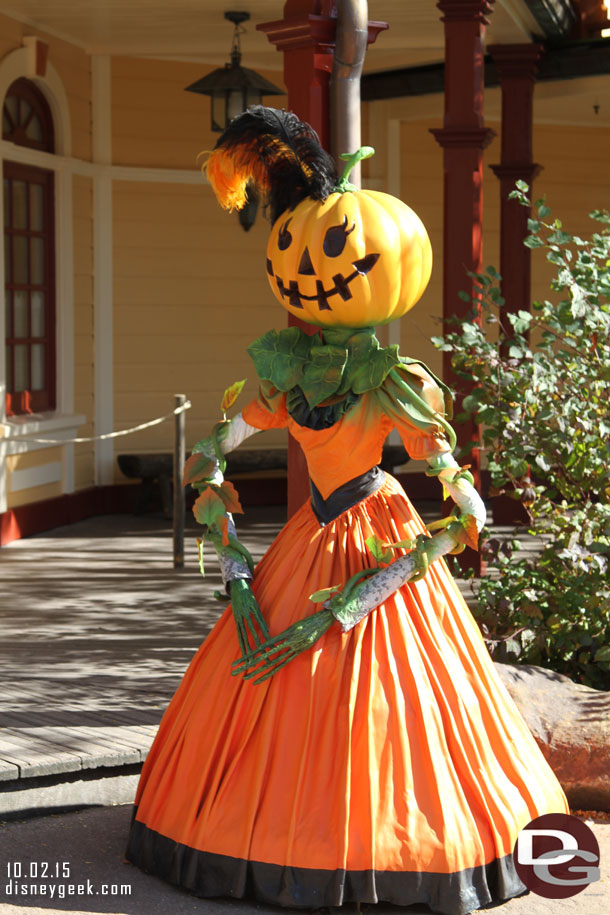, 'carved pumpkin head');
266,187,431,327
204,108,432,327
